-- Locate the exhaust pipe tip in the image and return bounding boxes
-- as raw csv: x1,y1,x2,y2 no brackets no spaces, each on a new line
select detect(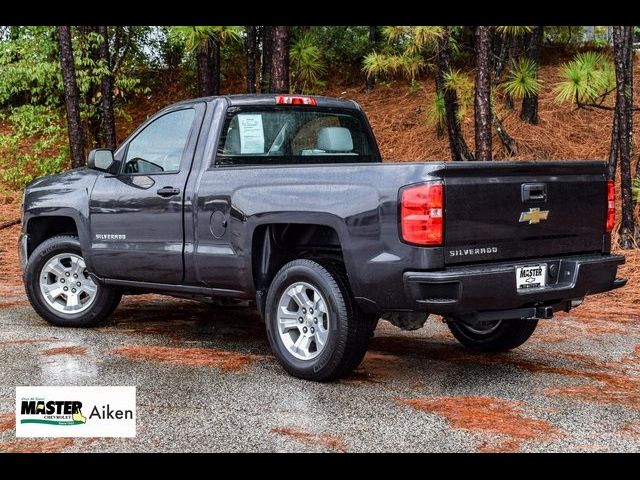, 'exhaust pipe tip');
570,298,584,308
